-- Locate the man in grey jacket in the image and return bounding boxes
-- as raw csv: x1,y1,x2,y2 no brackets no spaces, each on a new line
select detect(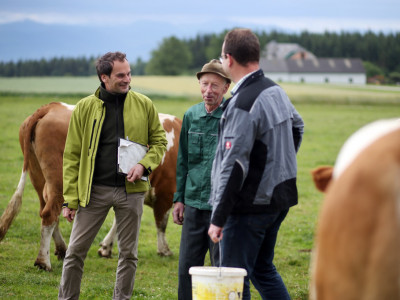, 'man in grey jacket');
208,28,304,300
